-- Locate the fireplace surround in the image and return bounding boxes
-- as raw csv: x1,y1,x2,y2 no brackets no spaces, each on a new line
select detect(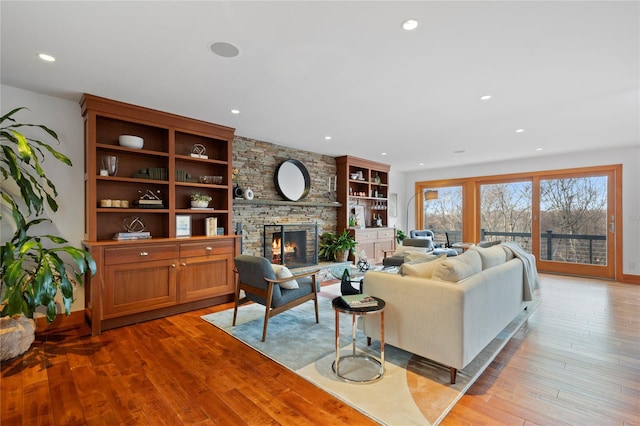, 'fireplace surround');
264,224,318,268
